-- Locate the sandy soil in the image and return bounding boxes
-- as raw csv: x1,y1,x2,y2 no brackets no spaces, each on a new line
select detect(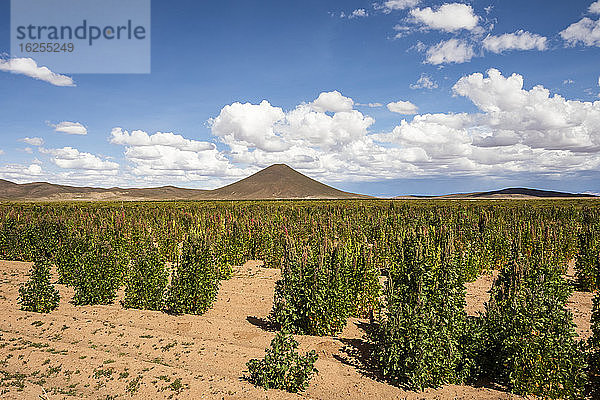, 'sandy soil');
0,260,594,399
